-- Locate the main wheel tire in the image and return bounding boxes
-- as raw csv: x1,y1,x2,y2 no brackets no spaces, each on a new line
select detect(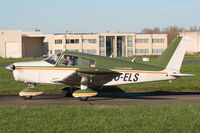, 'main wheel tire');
78,97,89,101
61,87,79,97
61,87,72,97
22,96,32,100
